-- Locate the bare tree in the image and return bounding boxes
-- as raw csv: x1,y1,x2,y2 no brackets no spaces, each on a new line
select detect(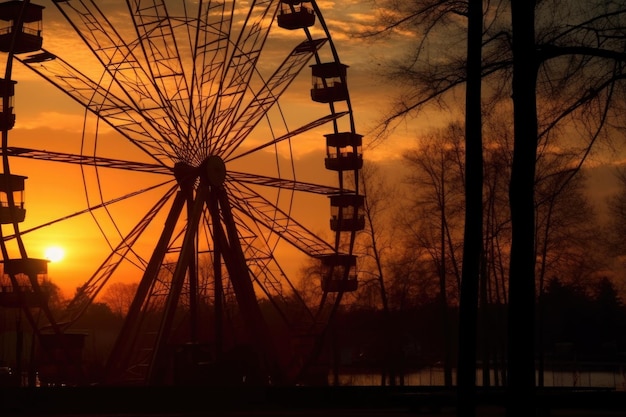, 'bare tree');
100,282,139,317
606,168,626,255
355,161,402,384
400,123,466,386
458,0,483,414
